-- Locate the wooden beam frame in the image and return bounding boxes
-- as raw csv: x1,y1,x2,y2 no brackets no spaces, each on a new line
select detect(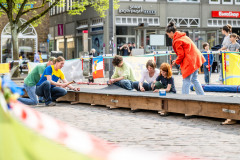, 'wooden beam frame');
57,91,240,121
